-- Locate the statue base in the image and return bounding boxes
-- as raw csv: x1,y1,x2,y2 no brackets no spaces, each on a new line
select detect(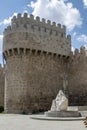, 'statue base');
45,110,81,117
